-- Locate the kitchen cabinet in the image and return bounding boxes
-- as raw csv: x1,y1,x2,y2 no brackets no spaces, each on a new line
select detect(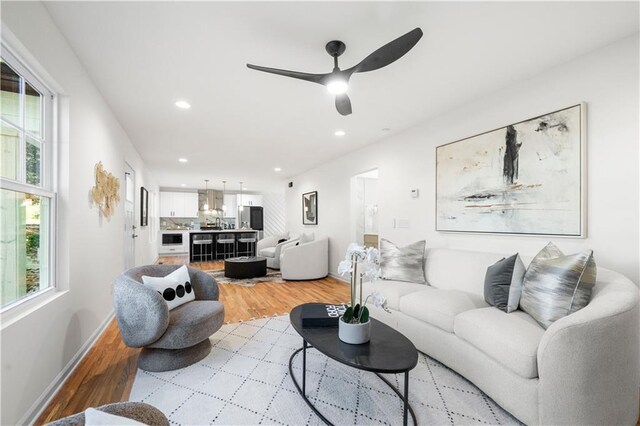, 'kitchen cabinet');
223,194,237,218
160,191,198,218
238,194,263,207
